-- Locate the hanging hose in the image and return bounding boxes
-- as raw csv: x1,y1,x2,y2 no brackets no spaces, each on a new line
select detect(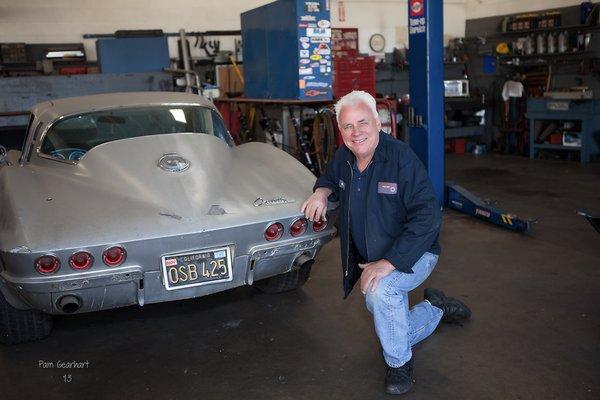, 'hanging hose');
312,107,336,173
